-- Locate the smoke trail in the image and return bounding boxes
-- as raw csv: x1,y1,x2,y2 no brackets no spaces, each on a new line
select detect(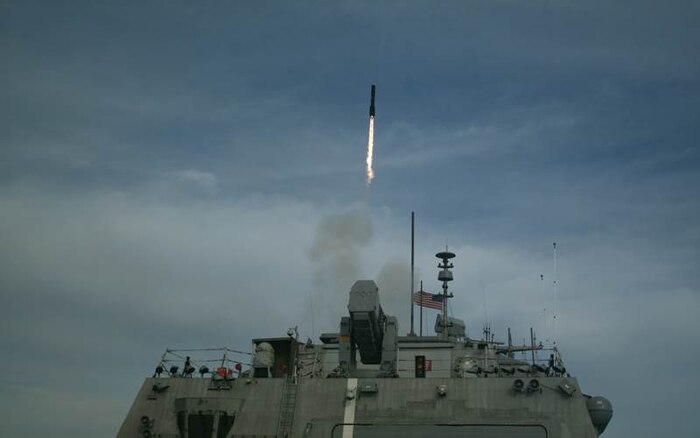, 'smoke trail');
307,209,373,331
366,116,375,185
375,261,414,331
308,209,373,289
